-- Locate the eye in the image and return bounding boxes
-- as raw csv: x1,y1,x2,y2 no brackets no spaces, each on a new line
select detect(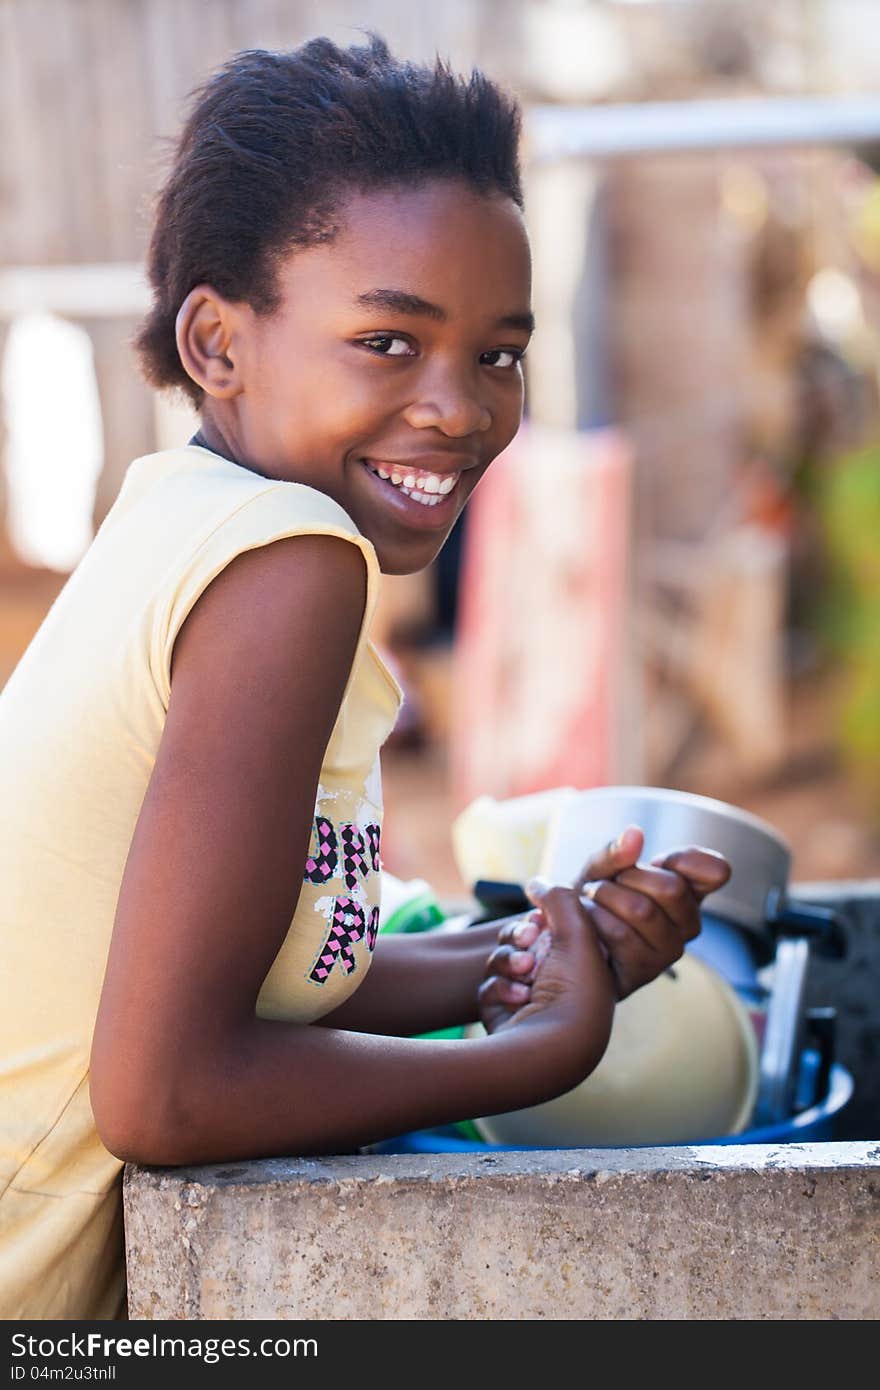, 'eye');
357,335,416,357
480,348,525,369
